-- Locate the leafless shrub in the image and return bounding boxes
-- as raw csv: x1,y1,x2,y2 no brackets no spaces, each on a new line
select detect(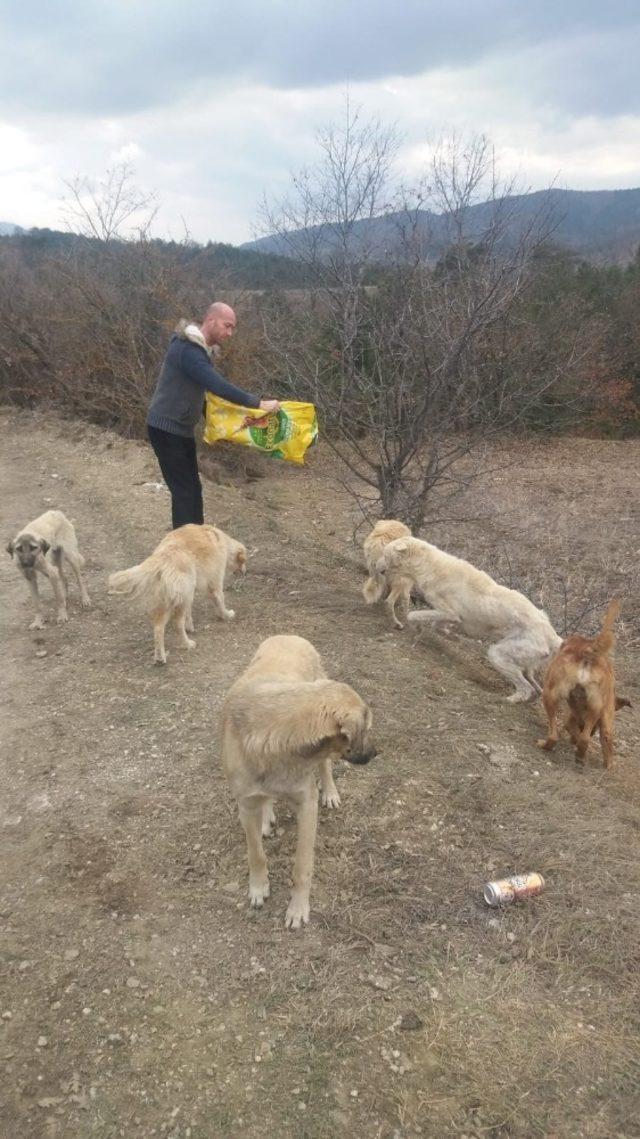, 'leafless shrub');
0,168,244,436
